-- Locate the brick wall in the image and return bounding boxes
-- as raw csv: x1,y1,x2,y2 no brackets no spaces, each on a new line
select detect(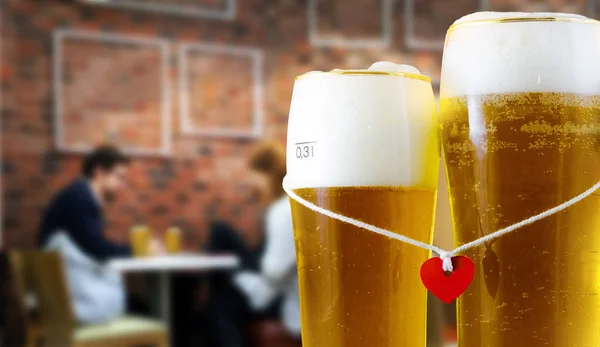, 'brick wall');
1,0,589,249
